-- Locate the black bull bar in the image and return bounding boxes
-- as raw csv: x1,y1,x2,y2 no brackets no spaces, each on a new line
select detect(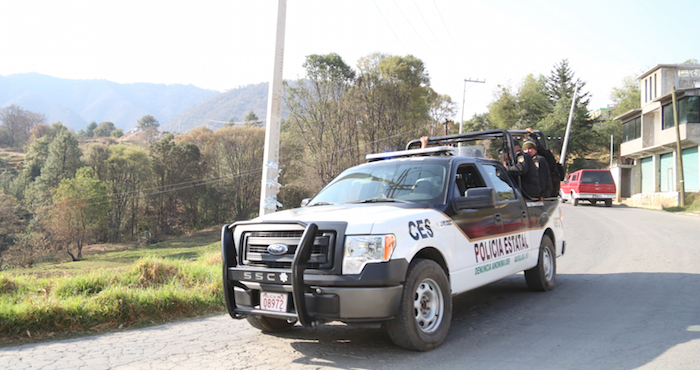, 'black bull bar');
221,222,319,327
